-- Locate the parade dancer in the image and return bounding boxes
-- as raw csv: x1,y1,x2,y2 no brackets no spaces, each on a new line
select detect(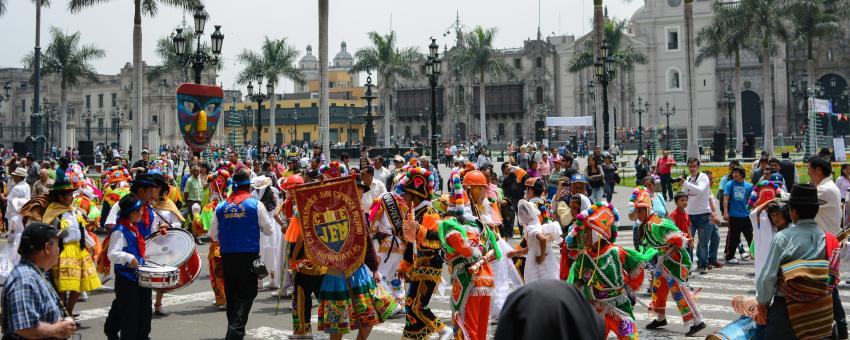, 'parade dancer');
439,172,502,340
368,173,411,315
43,180,102,318
103,194,153,340
202,168,231,308
513,177,561,283
315,163,396,340
395,166,453,340
567,202,650,340
0,167,31,282
251,175,282,290
632,187,707,336
281,174,327,337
